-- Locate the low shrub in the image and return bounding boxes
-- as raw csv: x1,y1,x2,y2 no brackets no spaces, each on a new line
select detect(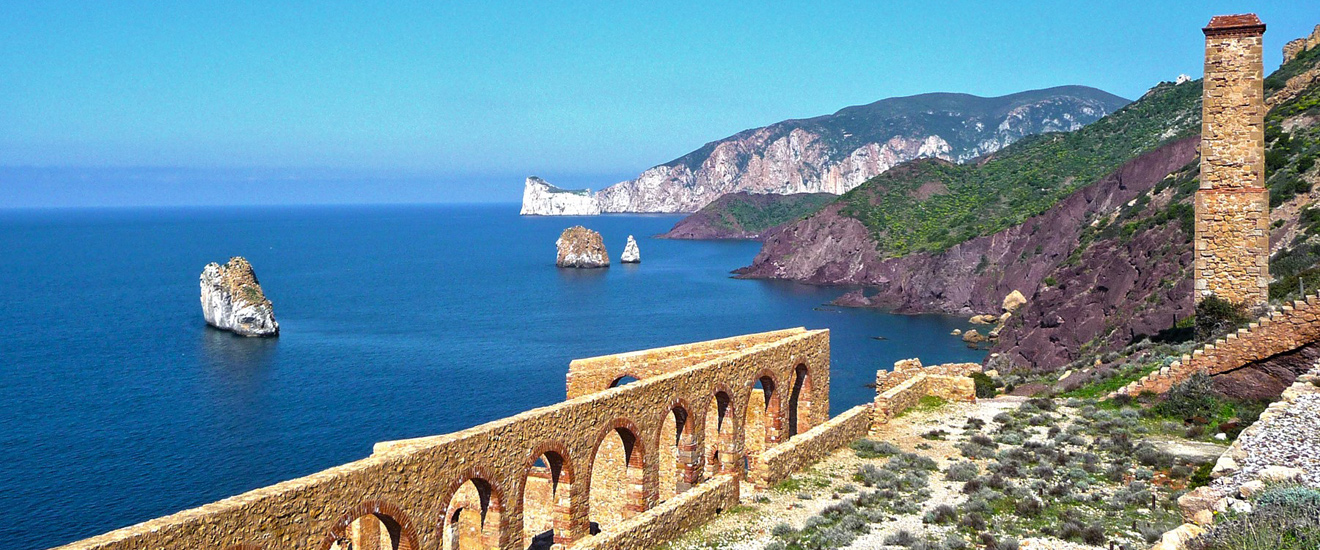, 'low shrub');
946,461,980,482
850,439,900,458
